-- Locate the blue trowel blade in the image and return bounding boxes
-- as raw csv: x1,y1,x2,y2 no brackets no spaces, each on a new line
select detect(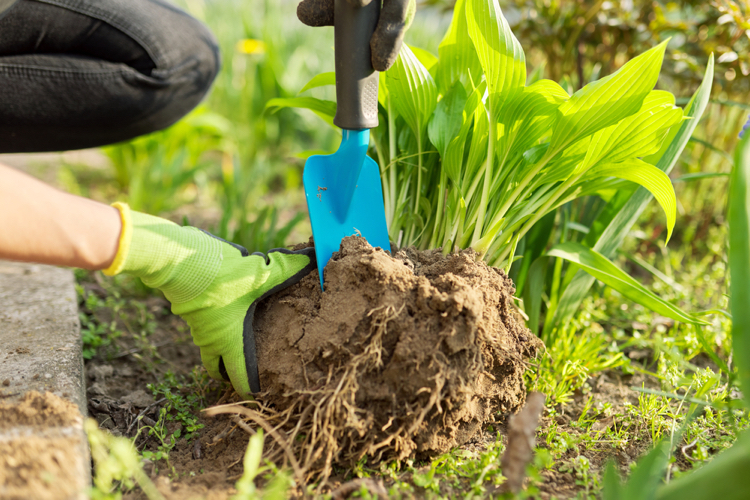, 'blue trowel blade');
303,129,390,290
